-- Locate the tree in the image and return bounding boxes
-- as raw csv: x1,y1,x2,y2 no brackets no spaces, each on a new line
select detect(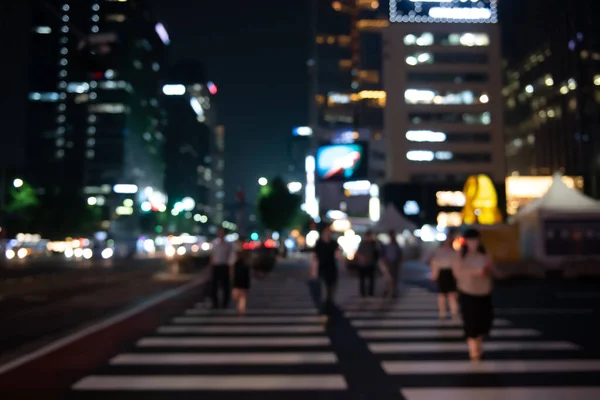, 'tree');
257,177,303,232
33,189,102,239
4,181,39,234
